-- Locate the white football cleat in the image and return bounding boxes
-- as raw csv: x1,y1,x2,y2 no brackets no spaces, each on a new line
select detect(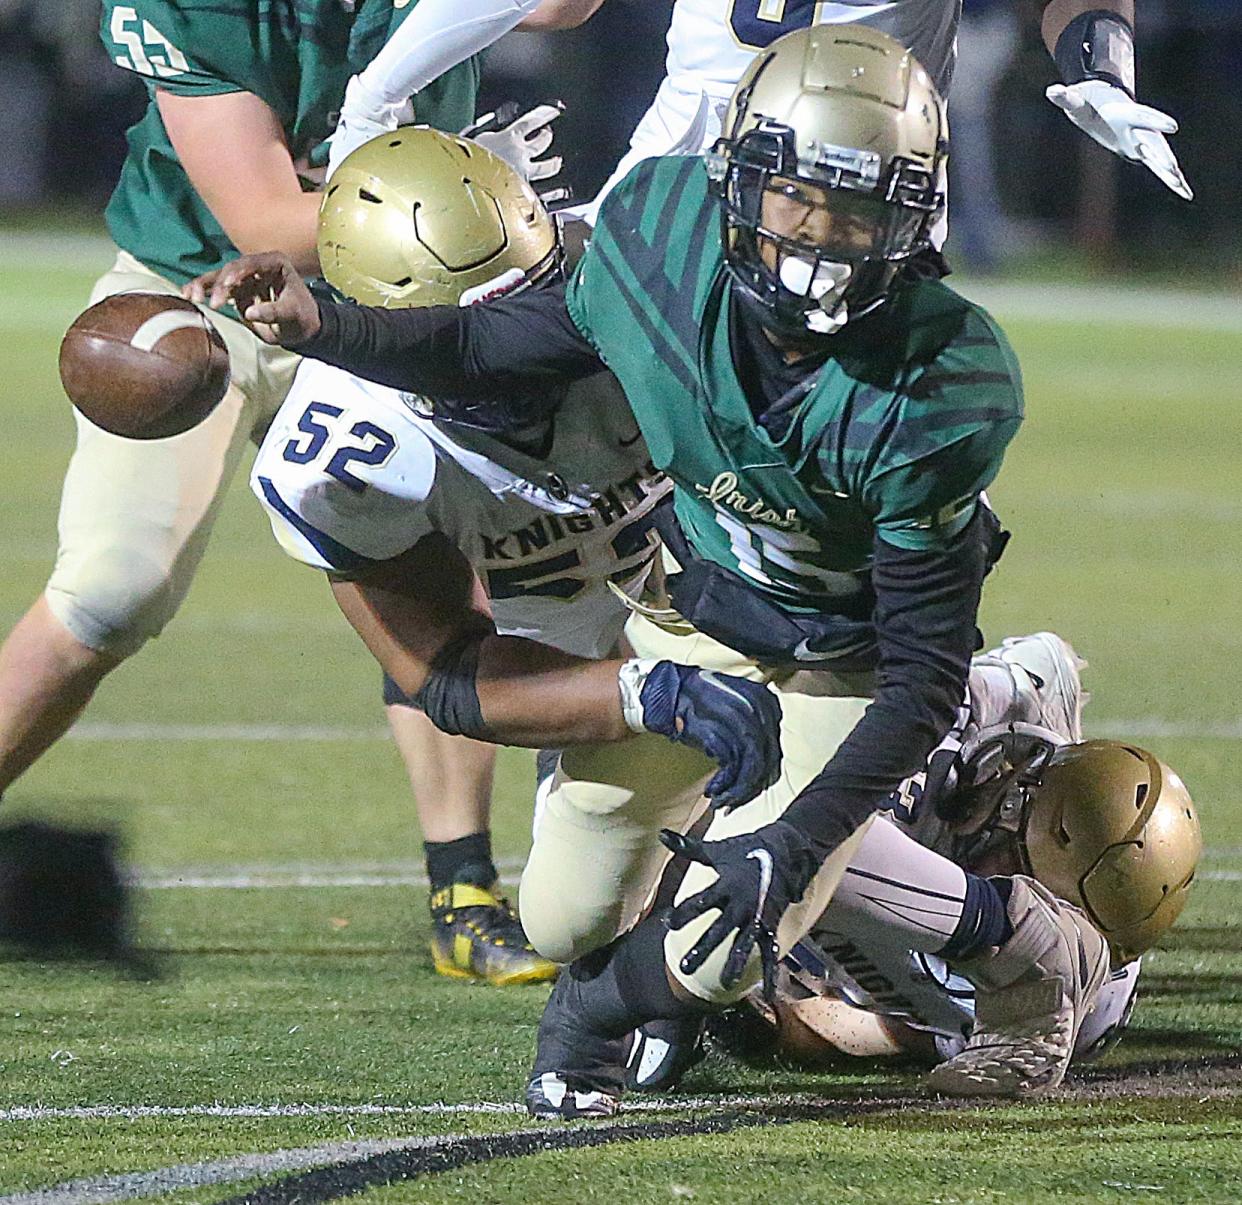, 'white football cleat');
927,875,1110,1098
990,631,1088,742
525,1070,619,1120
